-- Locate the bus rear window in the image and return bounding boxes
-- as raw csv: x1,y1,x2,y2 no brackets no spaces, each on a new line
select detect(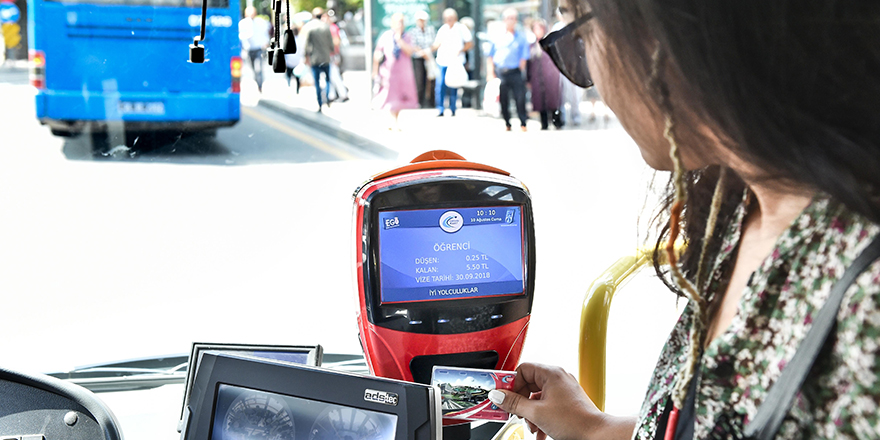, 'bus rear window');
46,0,229,8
